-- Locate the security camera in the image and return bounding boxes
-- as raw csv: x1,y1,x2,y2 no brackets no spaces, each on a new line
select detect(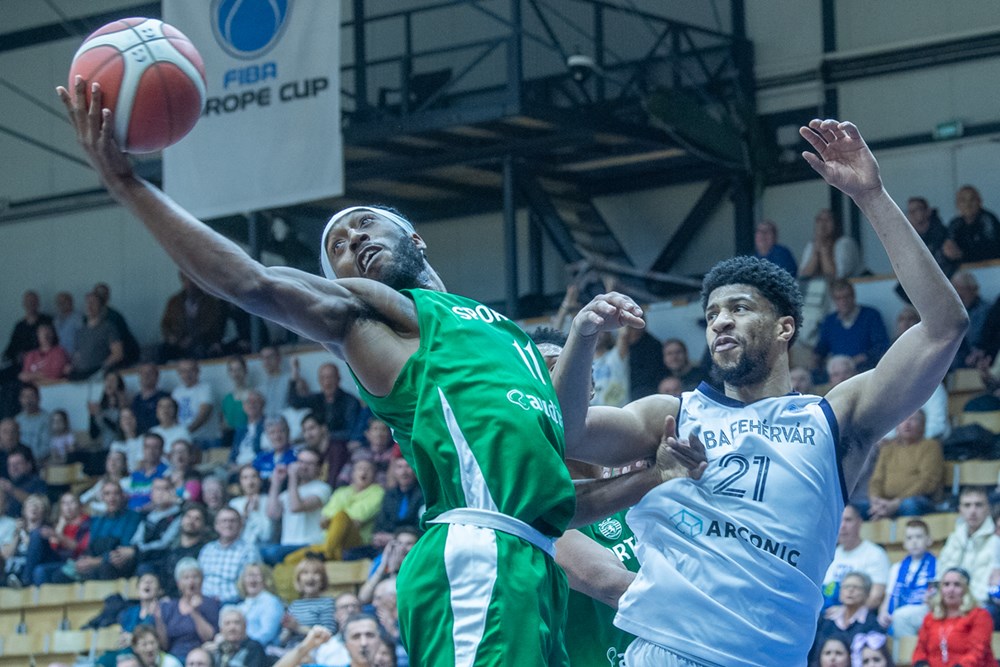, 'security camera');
567,54,596,83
